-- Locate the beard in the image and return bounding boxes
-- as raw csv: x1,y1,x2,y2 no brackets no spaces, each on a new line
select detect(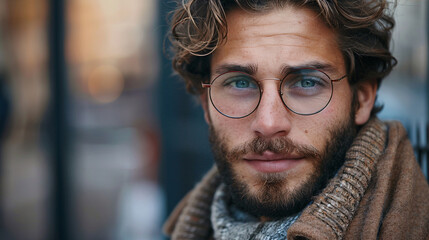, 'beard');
208,110,357,220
